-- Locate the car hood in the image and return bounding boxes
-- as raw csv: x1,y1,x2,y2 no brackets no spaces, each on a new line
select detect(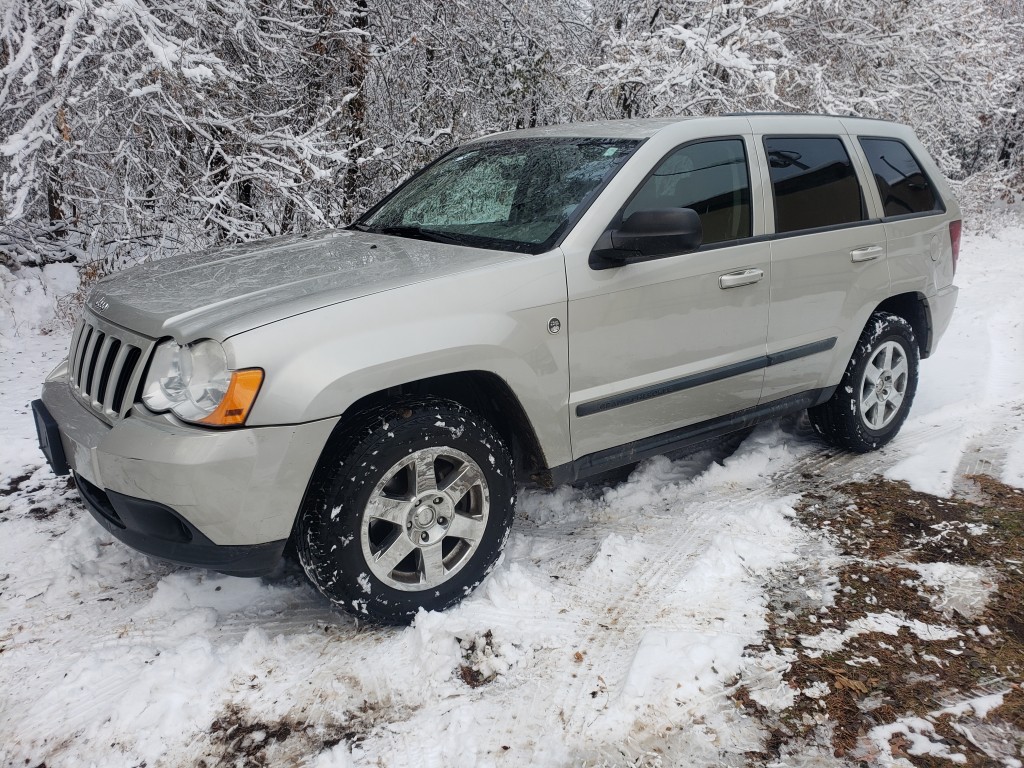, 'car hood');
87,229,528,340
